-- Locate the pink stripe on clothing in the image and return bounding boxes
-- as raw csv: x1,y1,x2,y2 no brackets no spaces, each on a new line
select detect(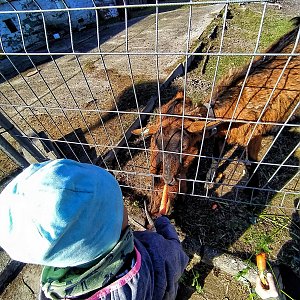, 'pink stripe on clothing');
87,246,141,299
